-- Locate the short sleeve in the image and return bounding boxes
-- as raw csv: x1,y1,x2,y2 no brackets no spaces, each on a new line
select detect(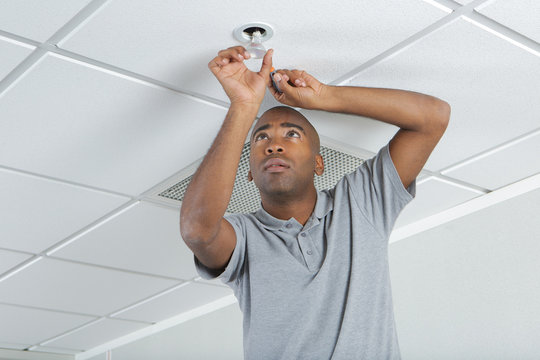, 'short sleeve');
193,213,247,286
344,142,416,239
